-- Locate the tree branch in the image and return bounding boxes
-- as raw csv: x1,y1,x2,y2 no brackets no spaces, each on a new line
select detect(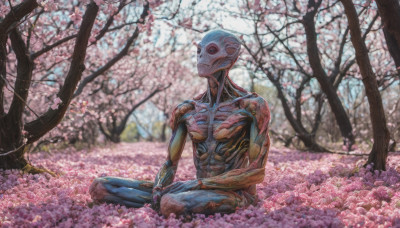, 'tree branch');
116,84,171,134
0,0,38,33
94,0,127,41
7,28,34,126
294,77,311,122
31,34,77,60
303,0,354,146
0,0,38,116
73,1,150,98
24,2,99,144
98,119,112,141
